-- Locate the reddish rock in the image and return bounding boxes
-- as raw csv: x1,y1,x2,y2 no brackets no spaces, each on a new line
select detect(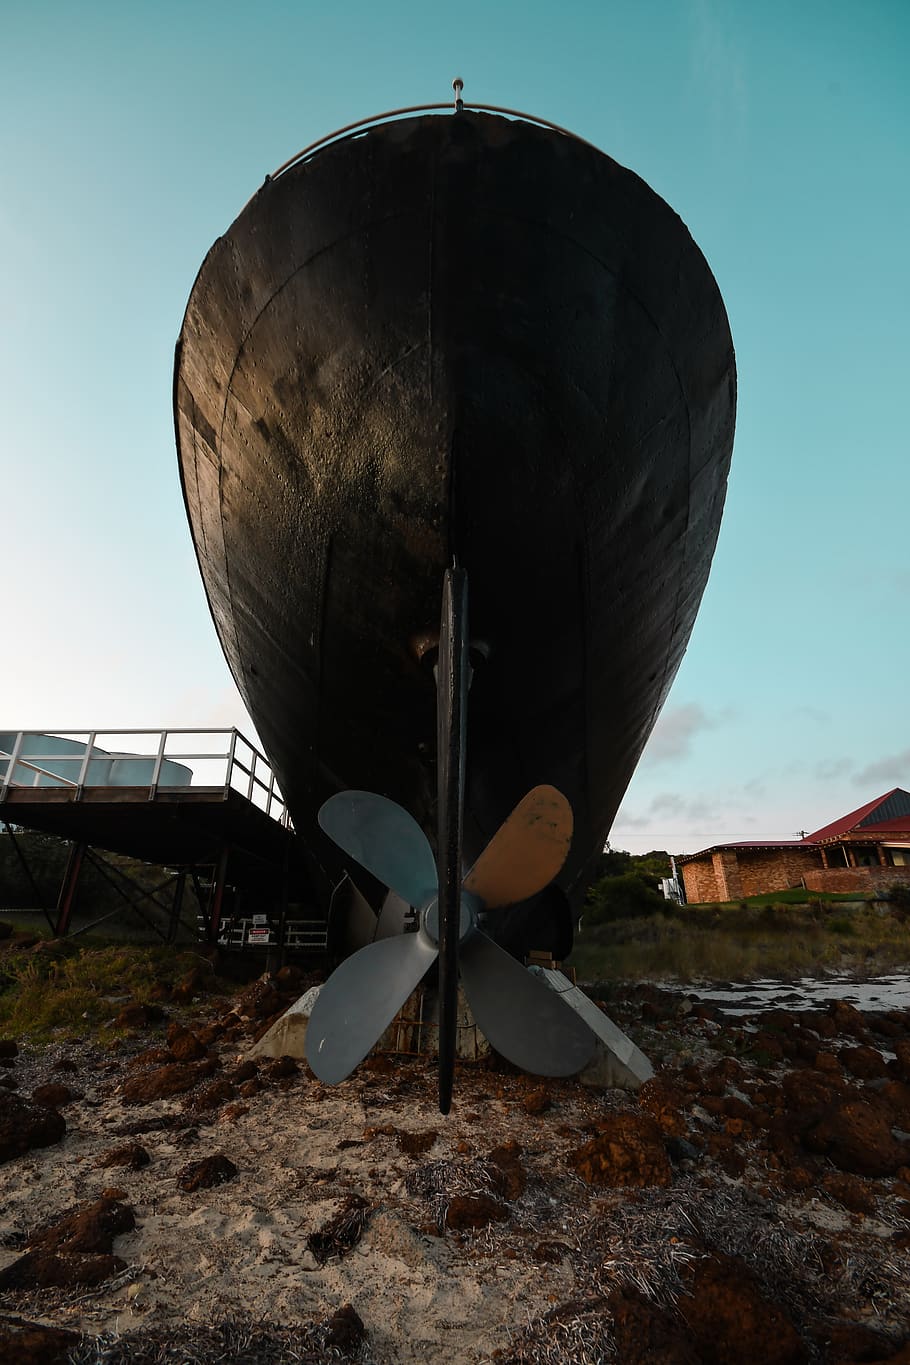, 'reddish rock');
120,1059,217,1104
0,1092,66,1164
878,1081,910,1127
0,1317,79,1363
639,1076,689,1137
893,1041,910,1083
801,1009,837,1039
234,976,283,1021
828,999,870,1040
781,1068,844,1115
679,1251,807,1365
814,1050,843,1075
128,1046,172,1069
170,967,206,1005
821,1171,877,1214
98,1142,150,1170
177,1153,237,1191
219,1102,250,1123
27,1195,135,1255
185,1079,236,1112
608,1287,700,1364
275,964,305,991
444,1193,509,1229
166,1023,207,1061
841,1045,889,1080
0,1251,126,1290
322,1303,366,1353
813,1321,901,1362
569,1112,671,1188
520,1086,551,1115
0,1039,19,1058
238,1078,262,1098
264,1054,299,1080
114,1002,166,1028
31,1084,76,1108
487,1141,526,1199
229,1060,258,1084
802,1099,907,1177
